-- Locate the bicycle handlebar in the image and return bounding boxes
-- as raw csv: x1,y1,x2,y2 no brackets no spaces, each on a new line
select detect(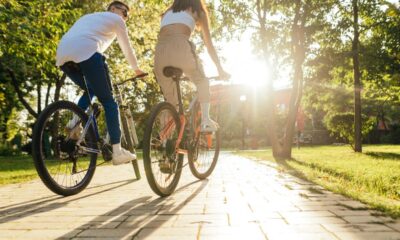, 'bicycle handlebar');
180,76,229,81
115,73,149,86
